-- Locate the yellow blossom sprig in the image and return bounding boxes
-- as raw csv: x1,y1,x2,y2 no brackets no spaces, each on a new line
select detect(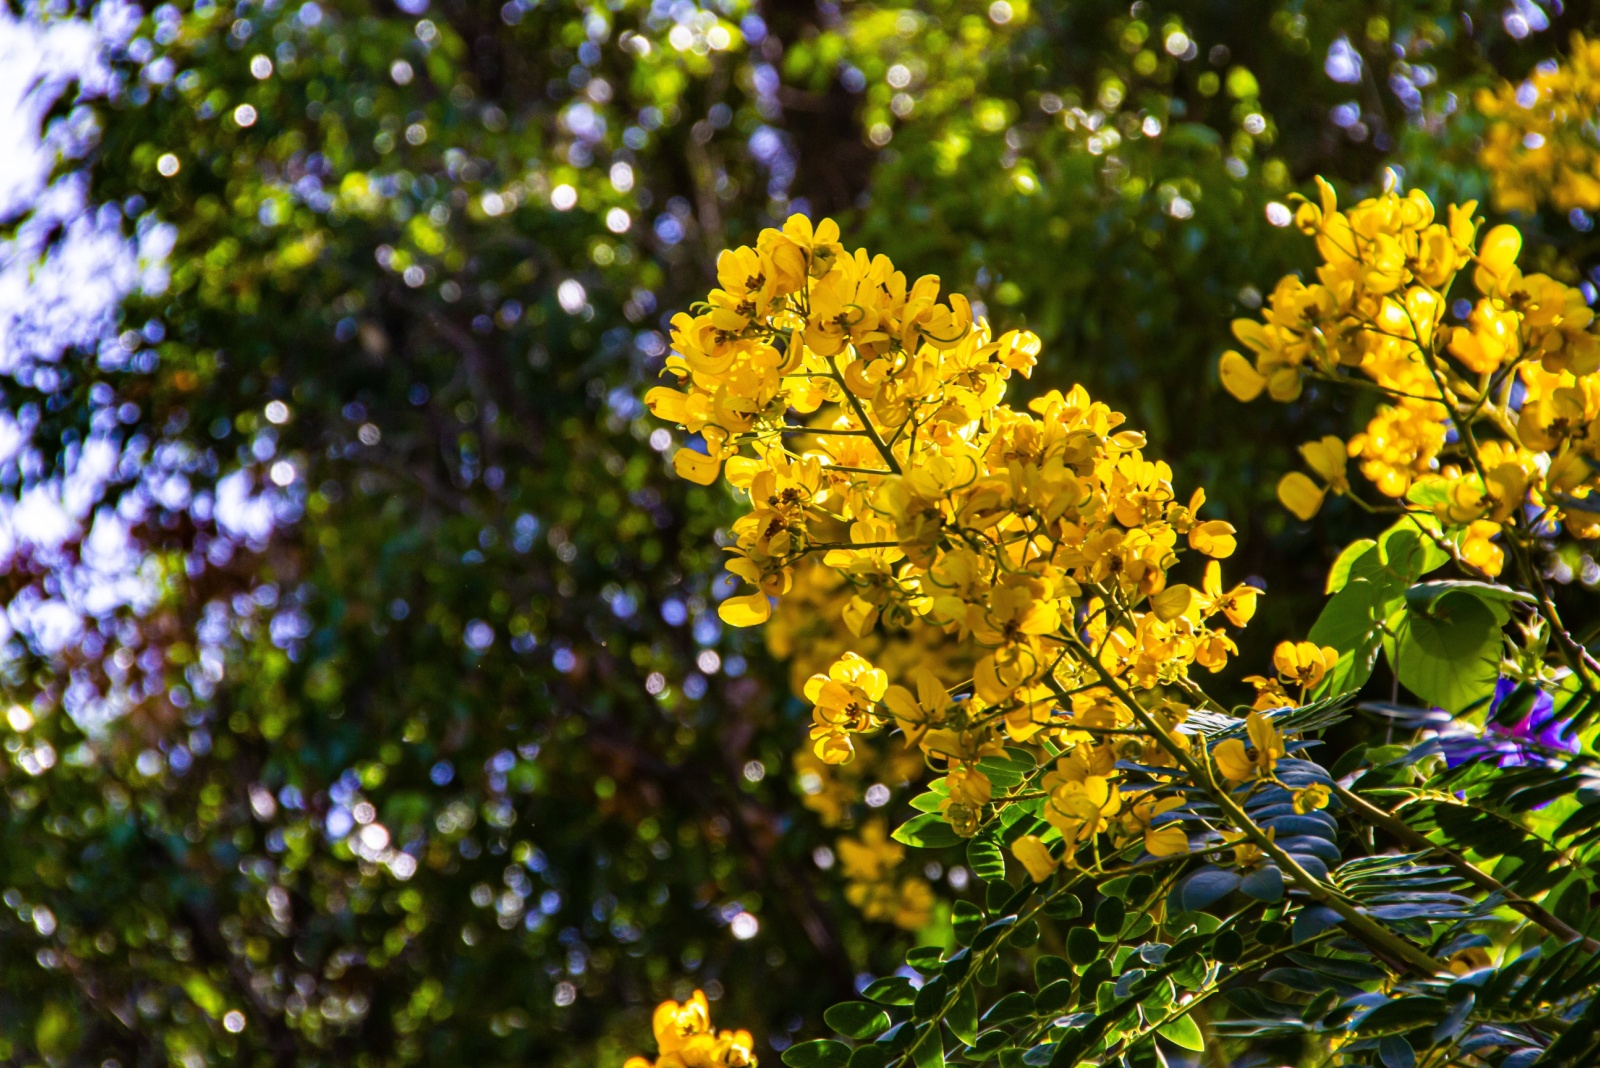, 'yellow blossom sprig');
648,213,1256,809
1221,174,1600,718
626,991,757,1068
1221,177,1600,579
